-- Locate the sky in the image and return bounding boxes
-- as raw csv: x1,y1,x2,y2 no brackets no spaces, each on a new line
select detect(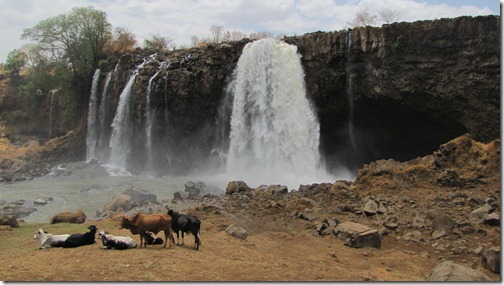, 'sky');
0,0,500,63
